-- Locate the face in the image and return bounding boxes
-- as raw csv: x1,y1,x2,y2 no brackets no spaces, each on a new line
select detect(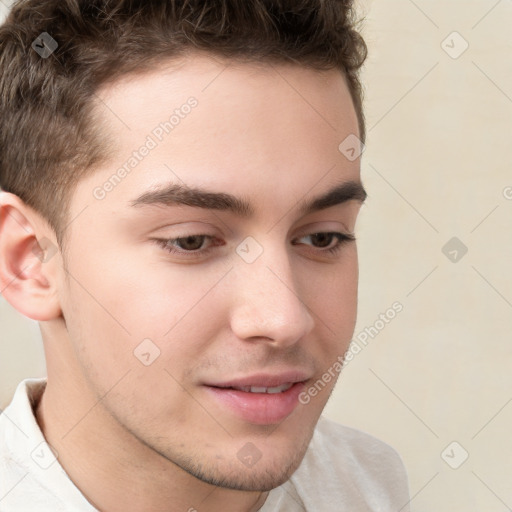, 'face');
57,54,364,491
